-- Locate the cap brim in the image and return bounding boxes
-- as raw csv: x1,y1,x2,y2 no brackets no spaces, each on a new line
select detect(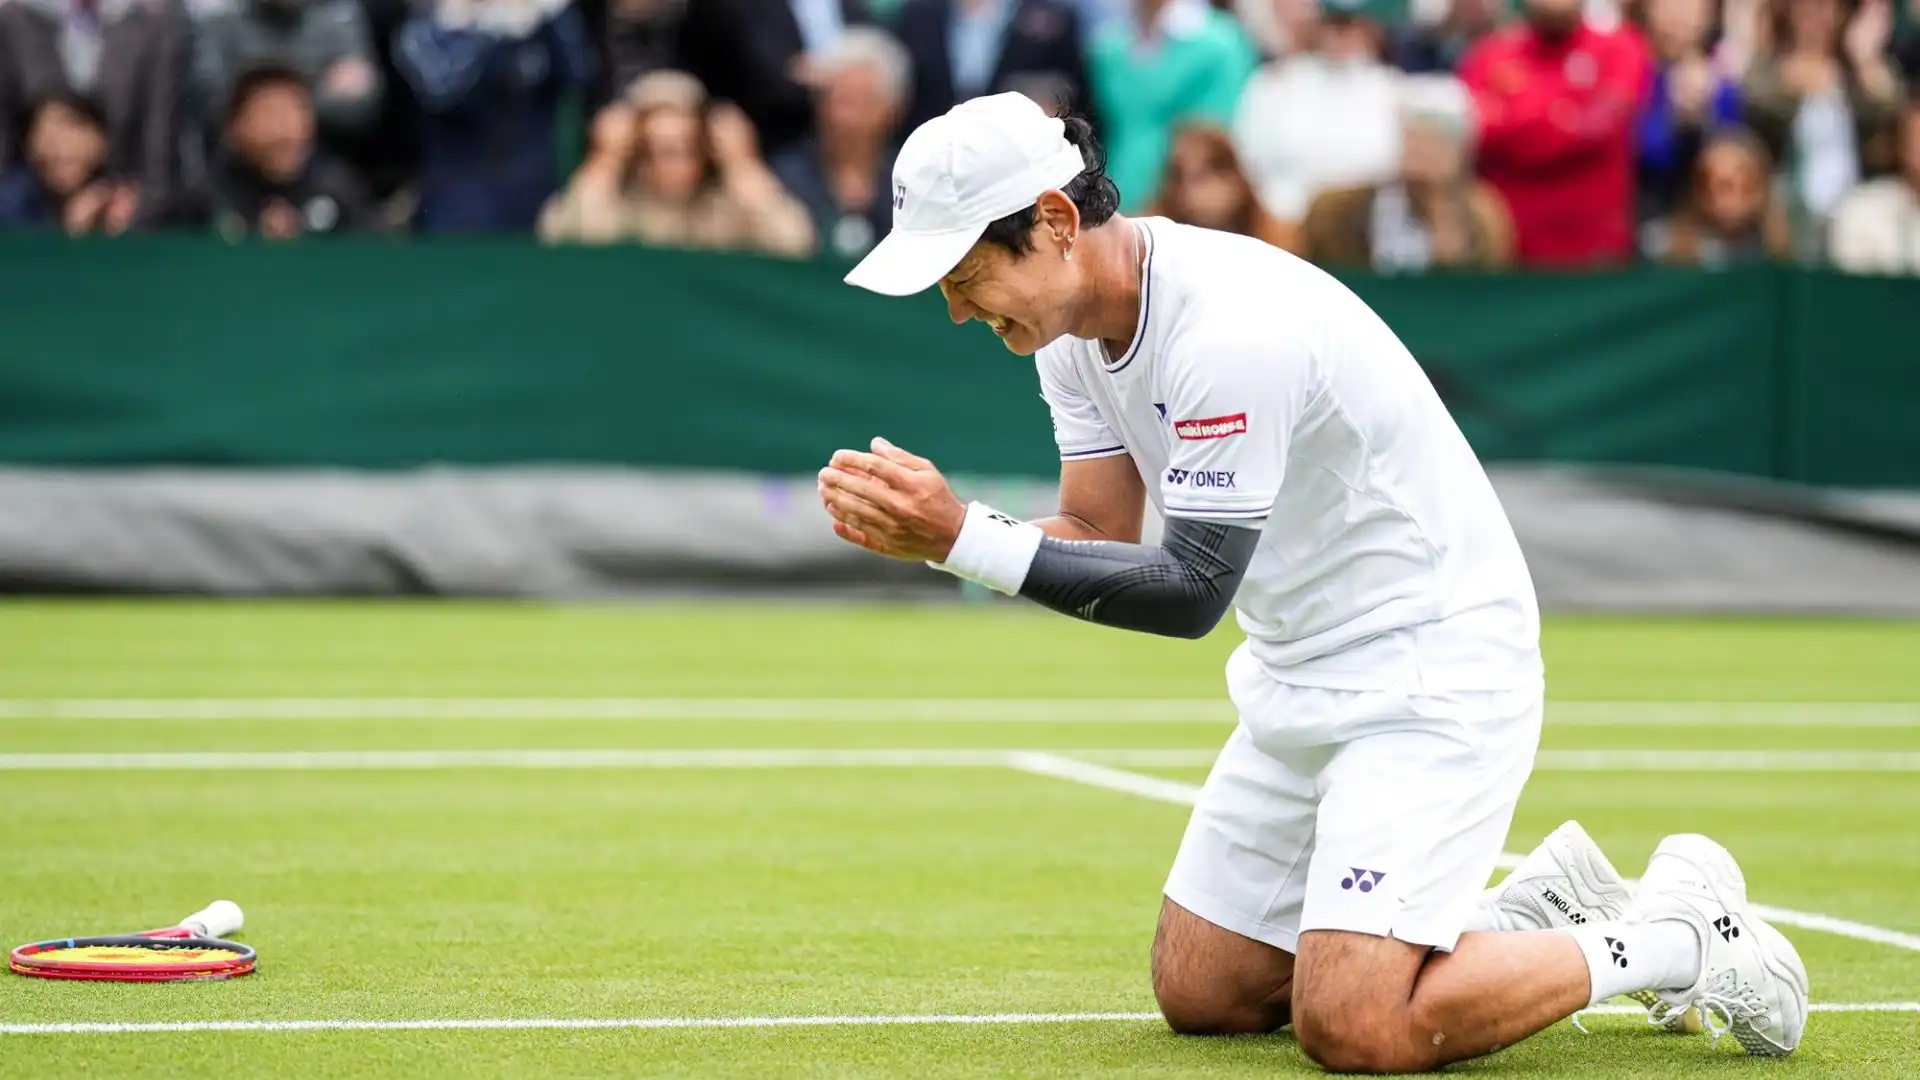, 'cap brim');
844,223,990,297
